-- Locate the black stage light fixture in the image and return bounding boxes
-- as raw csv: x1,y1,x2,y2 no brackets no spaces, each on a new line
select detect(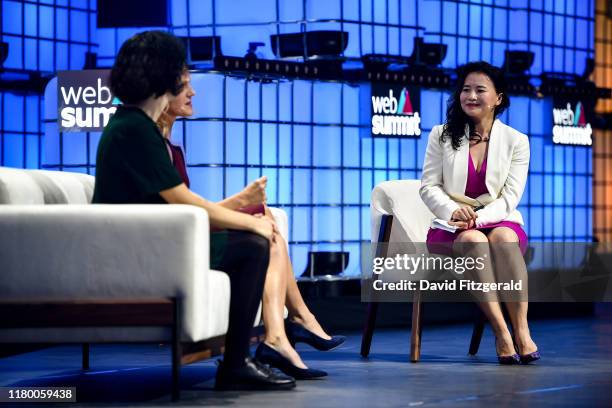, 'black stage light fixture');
359,52,450,88
245,42,265,61
540,71,599,98
214,55,338,81
540,73,574,96
0,41,8,67
501,50,534,75
362,54,410,71
581,57,595,80
270,30,348,59
97,0,168,28
540,72,571,88
301,251,349,278
501,50,535,95
180,36,222,63
406,37,447,67
211,54,452,86
0,71,50,93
